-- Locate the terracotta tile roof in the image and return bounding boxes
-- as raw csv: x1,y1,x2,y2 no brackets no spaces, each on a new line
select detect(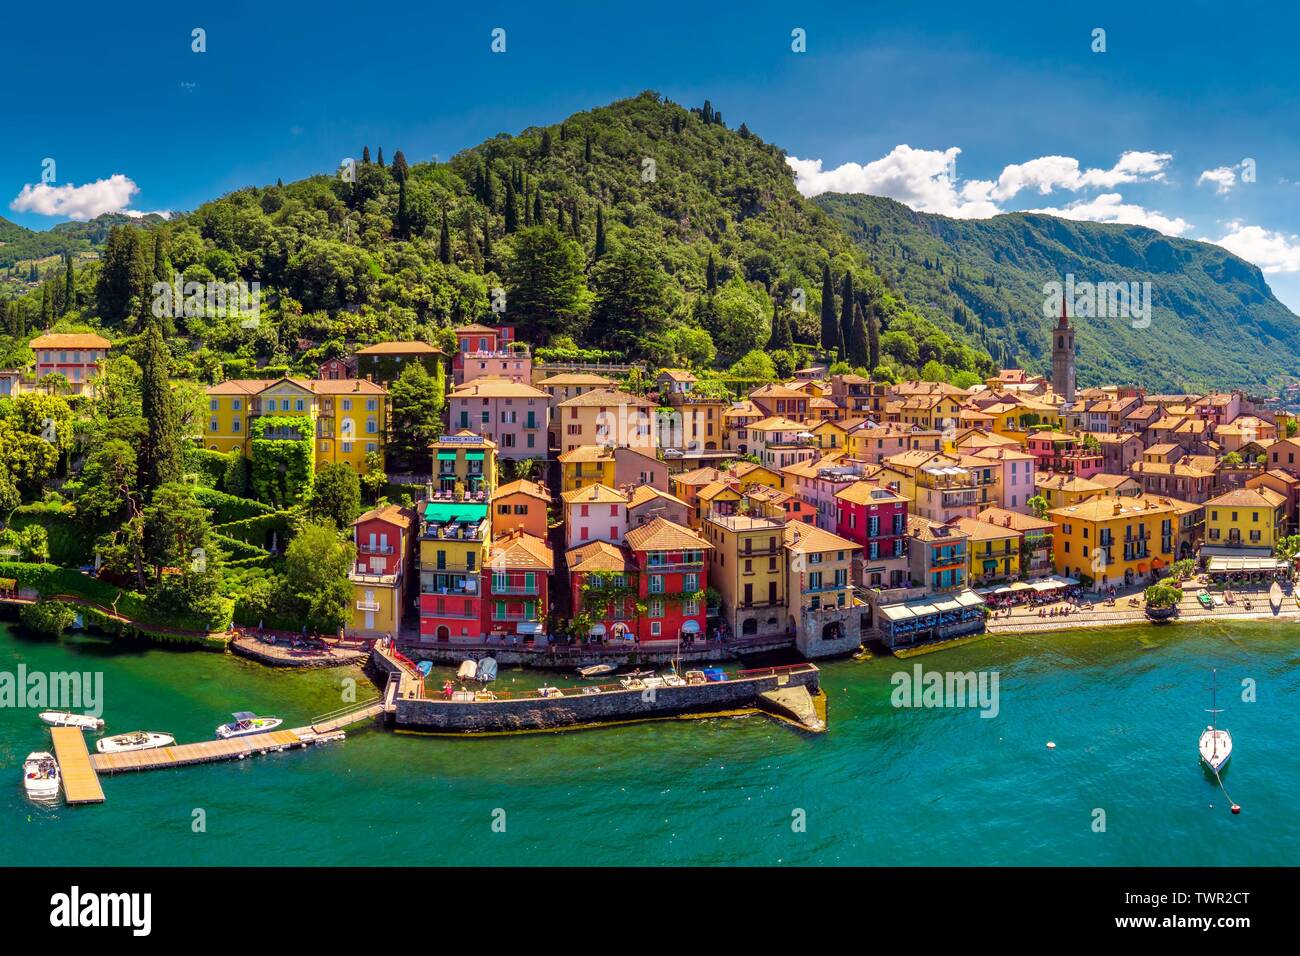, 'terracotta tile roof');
975,507,1057,532
657,368,697,382
696,480,741,501
782,522,858,554
566,540,633,574
538,372,615,387
555,387,654,408
454,323,501,334
492,479,550,502
207,378,272,395
351,504,414,529
29,333,112,349
450,378,547,399
303,378,388,395
561,483,628,505
673,466,727,485
628,485,687,509
1204,487,1286,509
624,517,711,553
558,444,614,464
907,514,966,541
955,517,1022,542
489,530,554,571
1048,493,1195,521
355,341,443,355
834,481,906,505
